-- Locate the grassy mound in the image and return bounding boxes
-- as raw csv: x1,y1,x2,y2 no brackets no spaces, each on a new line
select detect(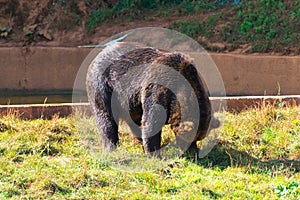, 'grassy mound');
87,0,300,54
0,105,299,199
2,0,299,54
